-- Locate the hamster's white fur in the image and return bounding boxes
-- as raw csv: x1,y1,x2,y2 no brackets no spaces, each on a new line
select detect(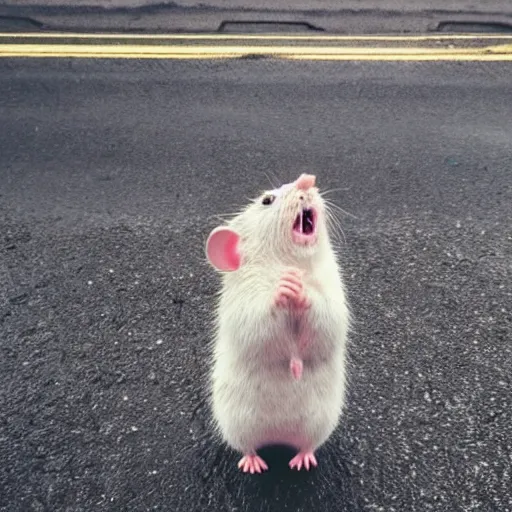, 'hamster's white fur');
209,177,350,466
